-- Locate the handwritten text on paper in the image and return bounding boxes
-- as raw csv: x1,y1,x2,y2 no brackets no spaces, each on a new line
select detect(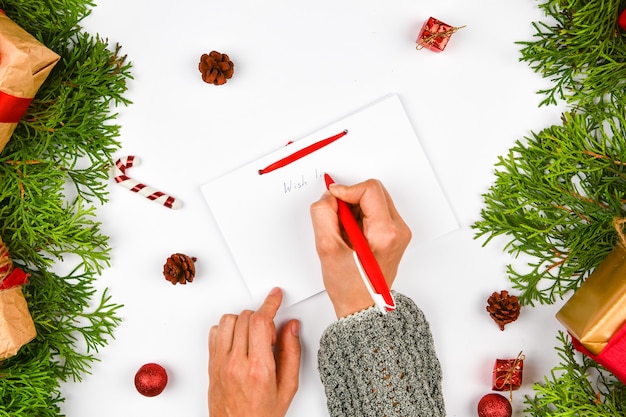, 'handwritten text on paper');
282,169,325,194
